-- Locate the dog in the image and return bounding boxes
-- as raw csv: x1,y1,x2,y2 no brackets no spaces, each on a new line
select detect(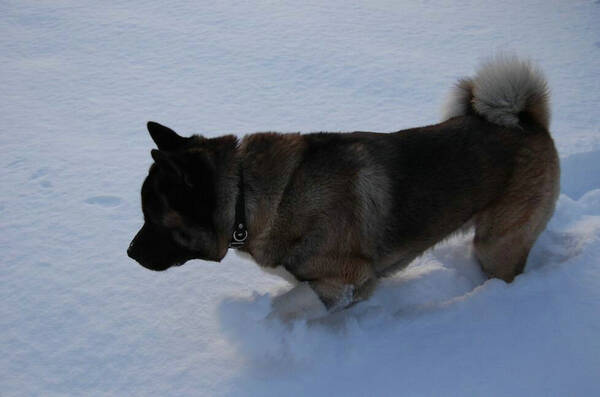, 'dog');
128,56,559,319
